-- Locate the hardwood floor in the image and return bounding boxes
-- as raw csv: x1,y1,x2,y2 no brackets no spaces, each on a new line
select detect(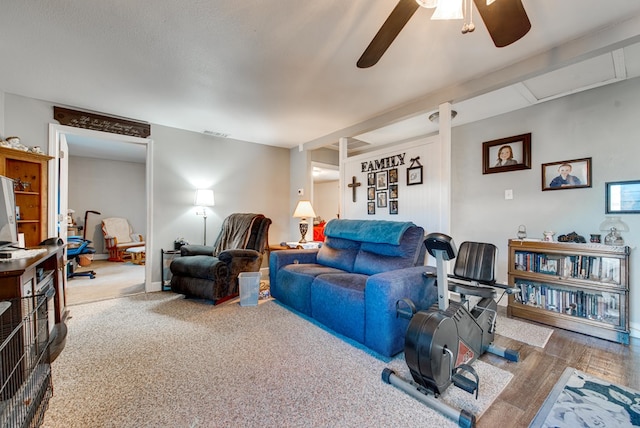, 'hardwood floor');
477,306,639,427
